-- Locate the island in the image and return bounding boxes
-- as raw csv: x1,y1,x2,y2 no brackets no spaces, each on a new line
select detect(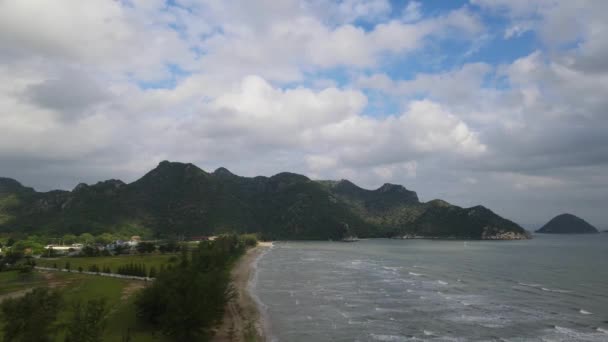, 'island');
536,213,599,234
